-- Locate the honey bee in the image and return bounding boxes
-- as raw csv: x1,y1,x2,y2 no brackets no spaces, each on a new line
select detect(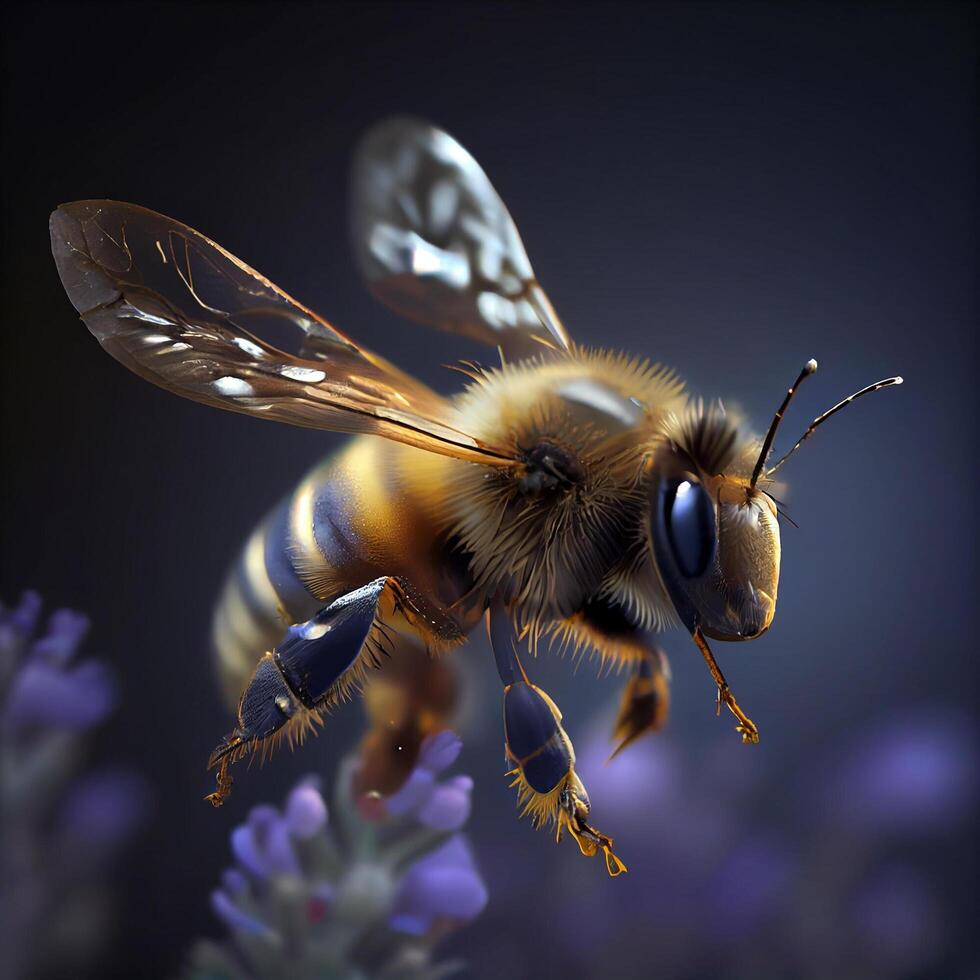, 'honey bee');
49,118,901,876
